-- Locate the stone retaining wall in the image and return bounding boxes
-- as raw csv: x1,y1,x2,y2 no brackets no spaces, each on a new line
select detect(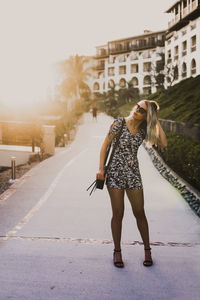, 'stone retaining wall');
144,143,200,218
159,119,200,141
